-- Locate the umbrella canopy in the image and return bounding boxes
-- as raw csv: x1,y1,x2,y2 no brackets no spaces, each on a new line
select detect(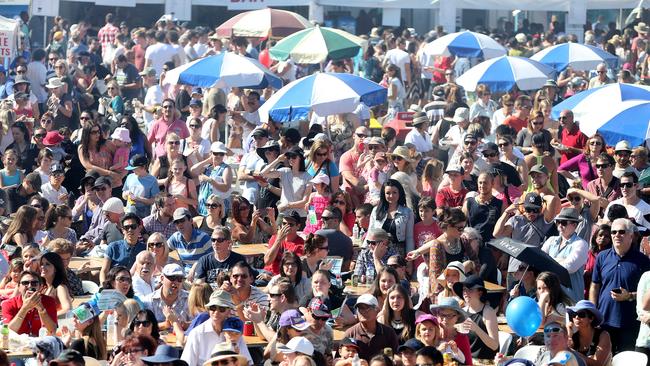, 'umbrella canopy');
269,25,365,64
530,42,619,72
163,53,283,90
576,99,650,146
215,8,312,39
424,30,507,59
488,237,571,286
456,56,555,92
551,83,650,120
258,72,387,123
